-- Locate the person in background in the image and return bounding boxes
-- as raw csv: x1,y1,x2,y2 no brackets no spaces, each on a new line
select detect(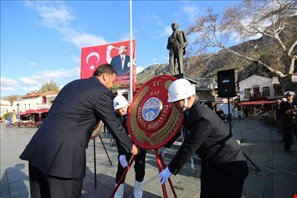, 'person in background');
7,114,12,127
20,64,139,198
159,78,248,198
16,112,21,127
280,91,297,152
110,45,130,76
215,108,226,121
276,98,286,143
113,95,146,198
243,107,249,118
